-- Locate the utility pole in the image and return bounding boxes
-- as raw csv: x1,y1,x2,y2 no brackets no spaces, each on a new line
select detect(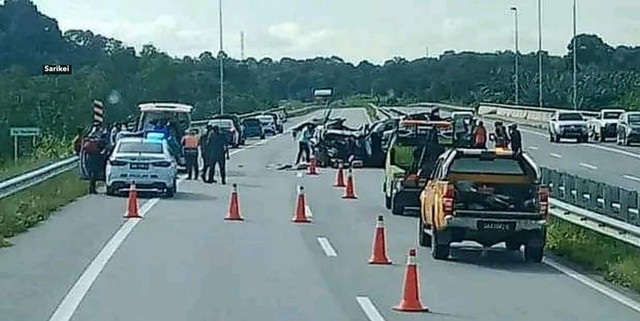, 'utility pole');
538,0,543,107
218,0,225,115
511,6,519,105
241,31,245,60
573,0,578,110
